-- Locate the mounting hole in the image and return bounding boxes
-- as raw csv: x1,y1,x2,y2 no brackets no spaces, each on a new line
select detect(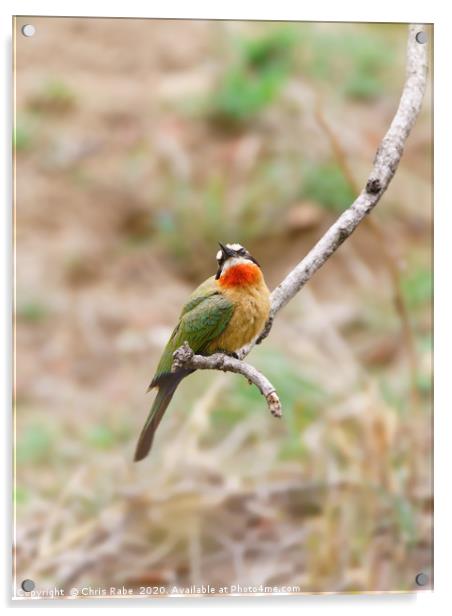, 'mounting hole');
415,31,427,44
21,24,36,37
21,579,35,592
415,572,428,586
